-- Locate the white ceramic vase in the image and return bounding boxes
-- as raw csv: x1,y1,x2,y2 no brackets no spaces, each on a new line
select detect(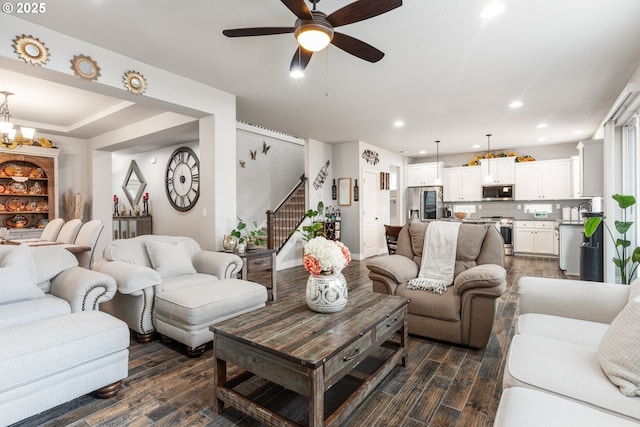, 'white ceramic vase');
306,272,348,313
